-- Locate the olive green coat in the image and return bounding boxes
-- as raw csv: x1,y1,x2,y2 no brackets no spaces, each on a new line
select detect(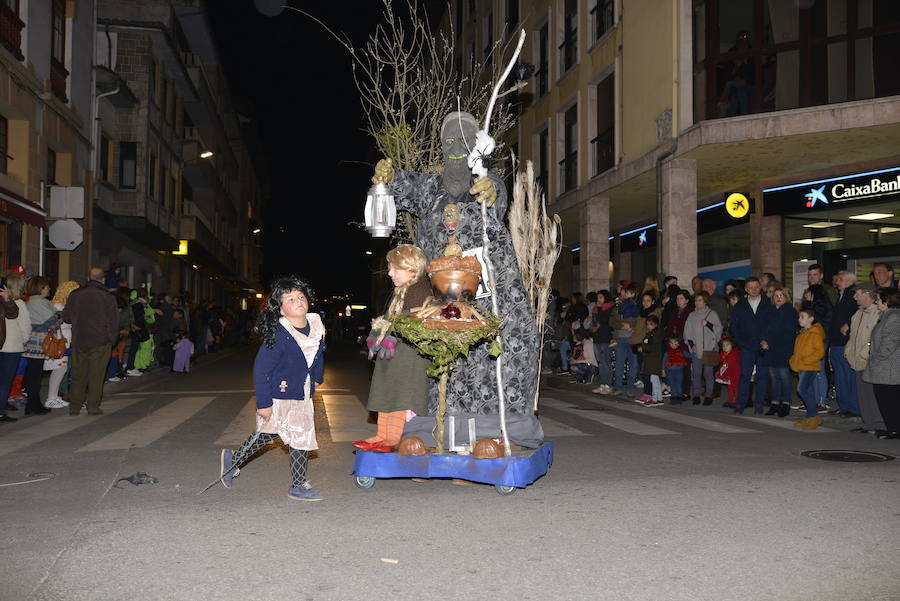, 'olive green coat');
366,277,432,414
